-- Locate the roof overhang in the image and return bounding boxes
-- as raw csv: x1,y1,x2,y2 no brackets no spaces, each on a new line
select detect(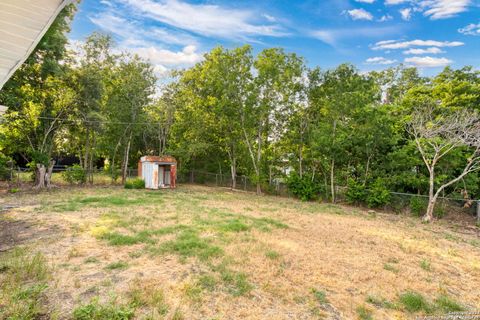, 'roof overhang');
0,0,73,90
